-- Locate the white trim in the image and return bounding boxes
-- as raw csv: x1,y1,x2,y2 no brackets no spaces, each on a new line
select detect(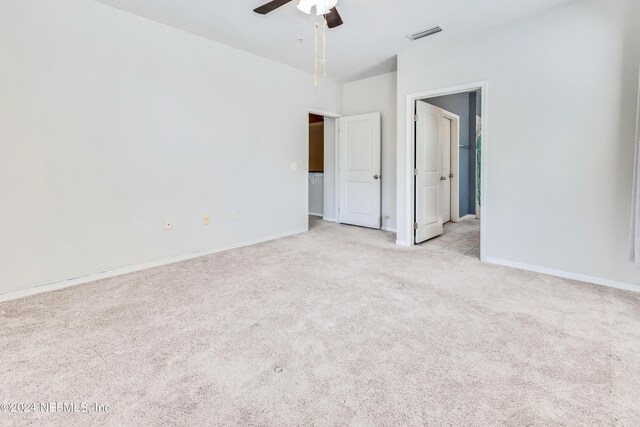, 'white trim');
382,226,397,232
448,111,461,223
306,108,341,119
334,118,341,223
309,212,323,217
0,228,308,303
303,112,311,225
403,81,489,261
459,214,477,221
395,240,412,247
322,216,336,222
486,257,640,294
